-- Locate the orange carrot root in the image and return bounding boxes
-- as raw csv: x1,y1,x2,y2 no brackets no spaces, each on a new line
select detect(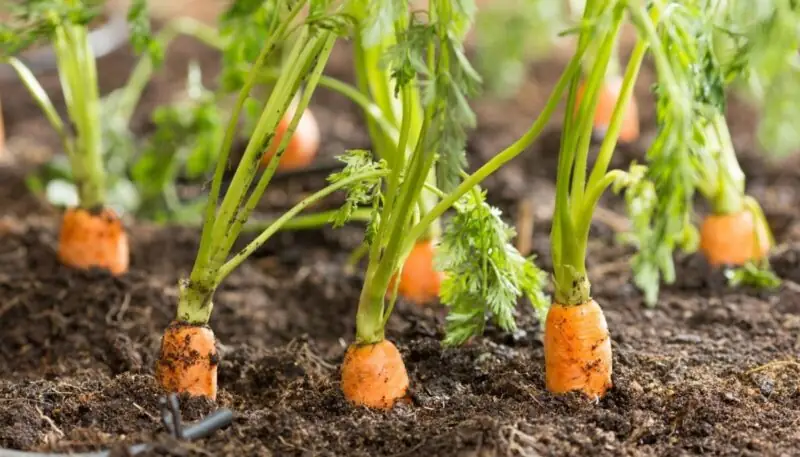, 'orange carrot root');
575,77,639,144
57,207,129,275
261,105,320,171
544,300,612,399
700,210,771,267
155,321,219,400
341,339,410,409
388,239,444,305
